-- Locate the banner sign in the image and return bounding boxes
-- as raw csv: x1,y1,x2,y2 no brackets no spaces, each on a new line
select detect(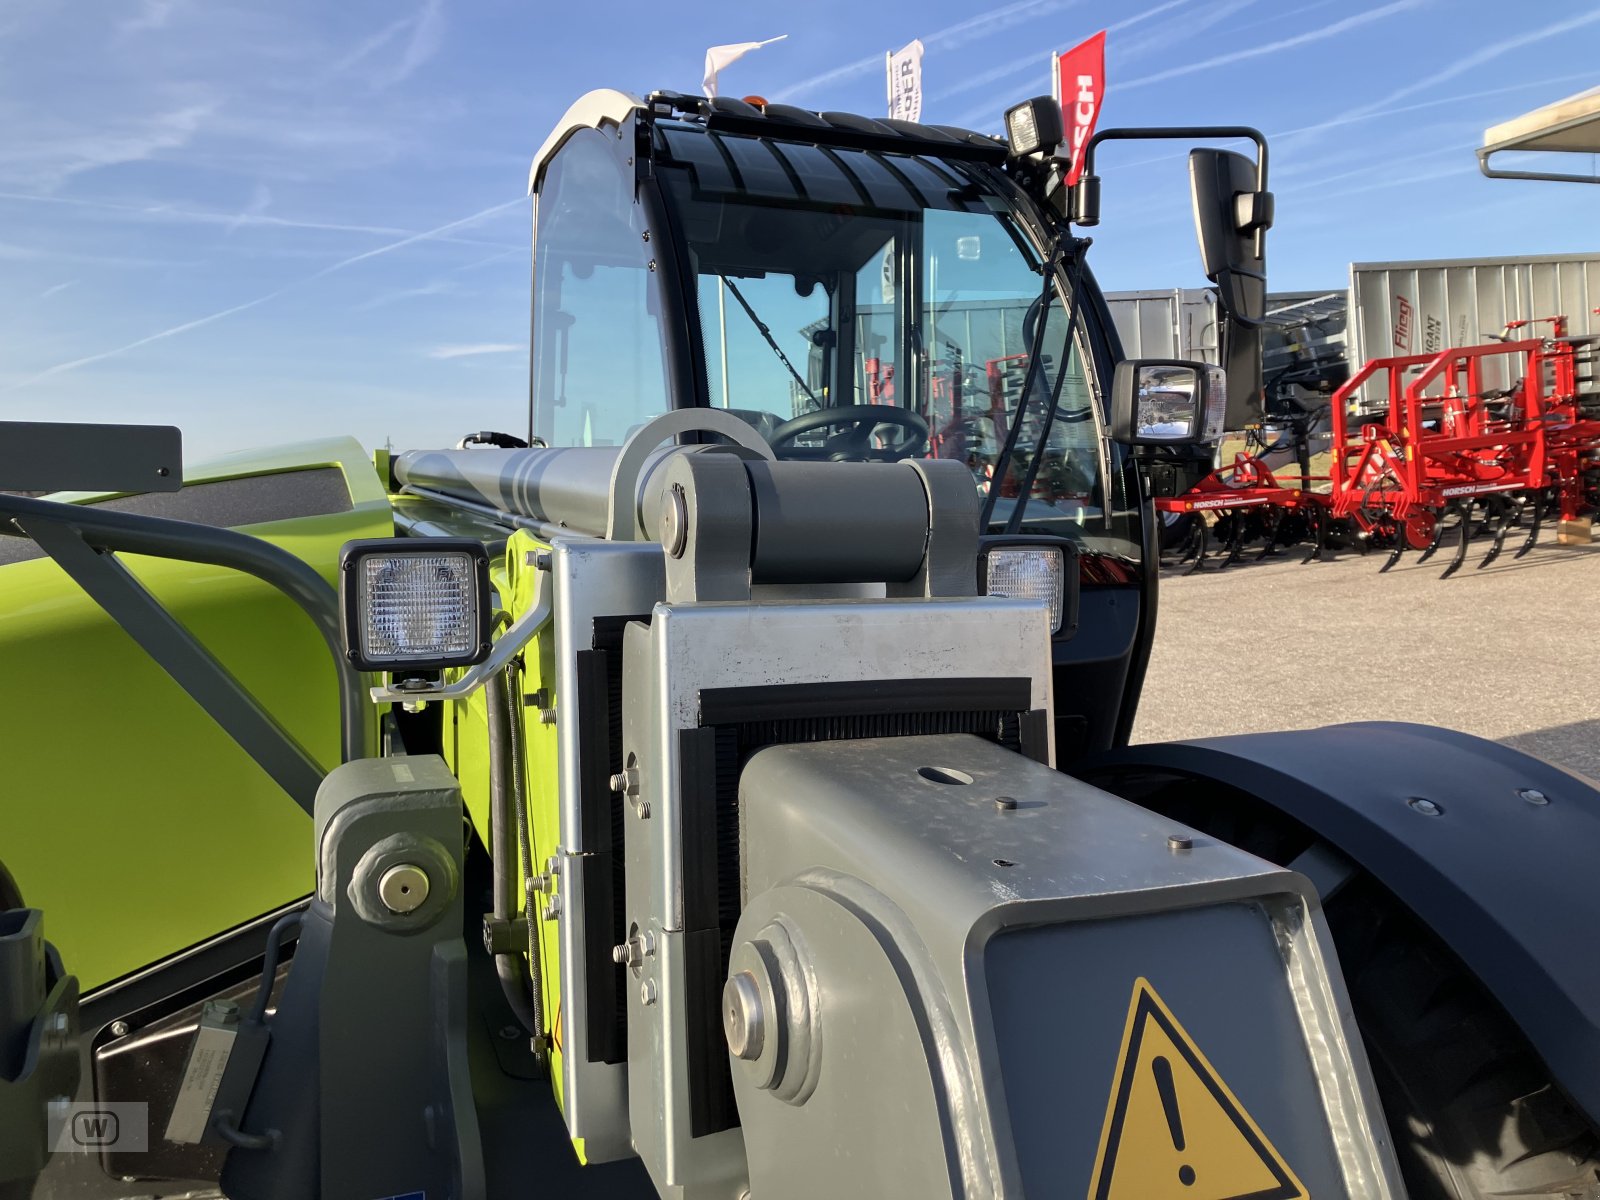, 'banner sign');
886,39,925,122
1055,31,1106,186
